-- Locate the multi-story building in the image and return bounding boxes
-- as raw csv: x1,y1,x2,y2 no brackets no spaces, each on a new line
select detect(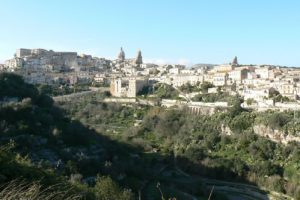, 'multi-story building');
255,67,271,79
278,83,295,98
94,73,108,84
16,48,32,57
6,48,78,72
169,67,180,75
242,87,272,101
213,72,228,86
214,64,234,73
5,57,23,70
228,68,248,84
170,75,203,87
110,77,148,98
